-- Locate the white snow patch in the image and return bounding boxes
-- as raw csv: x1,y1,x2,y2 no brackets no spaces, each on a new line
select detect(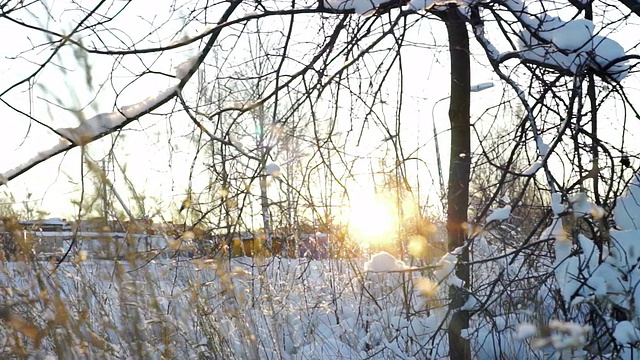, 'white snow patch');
516,322,537,340
509,0,628,81
577,234,599,273
3,139,72,181
168,34,191,47
592,36,628,81
610,230,640,272
551,192,565,215
504,0,525,11
586,275,607,298
56,86,177,145
486,205,511,223
547,320,590,350
523,161,542,175
222,100,259,111
536,137,549,157
460,295,478,311
2,86,177,185
58,86,178,145
222,101,245,111
327,0,468,14
403,0,434,11
364,251,408,272
614,321,640,345
265,163,281,177
58,113,125,145
569,192,598,218
434,252,464,287
615,174,640,230
550,19,594,51
325,0,380,16
540,217,564,241
174,52,202,80
228,134,244,151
